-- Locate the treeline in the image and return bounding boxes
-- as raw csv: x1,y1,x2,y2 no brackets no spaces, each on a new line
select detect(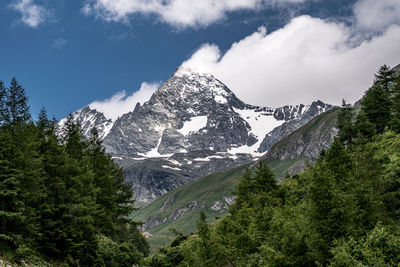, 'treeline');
143,65,400,266
0,78,149,266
